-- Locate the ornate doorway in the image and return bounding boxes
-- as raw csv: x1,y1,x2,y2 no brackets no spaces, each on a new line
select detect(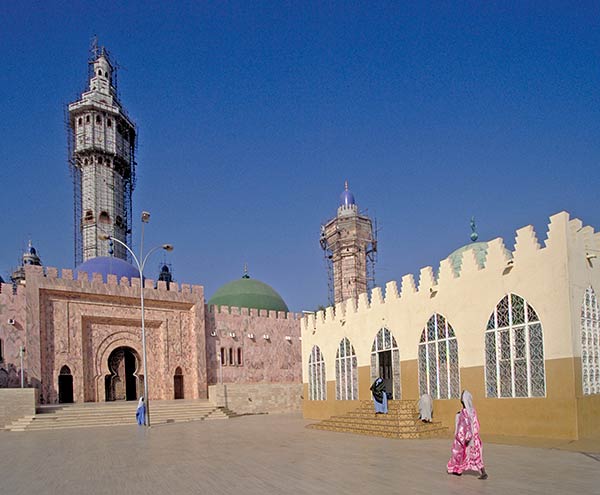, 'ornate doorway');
105,347,141,401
